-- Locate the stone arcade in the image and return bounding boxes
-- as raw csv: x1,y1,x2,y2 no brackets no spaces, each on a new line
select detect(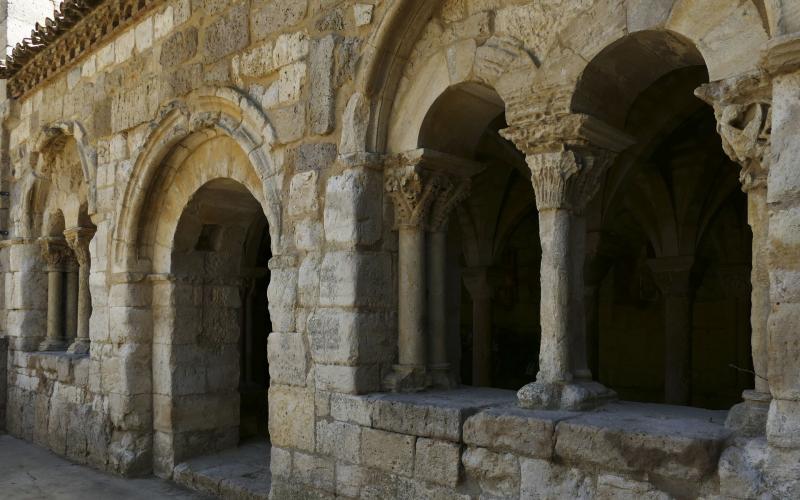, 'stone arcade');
0,1,799,499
